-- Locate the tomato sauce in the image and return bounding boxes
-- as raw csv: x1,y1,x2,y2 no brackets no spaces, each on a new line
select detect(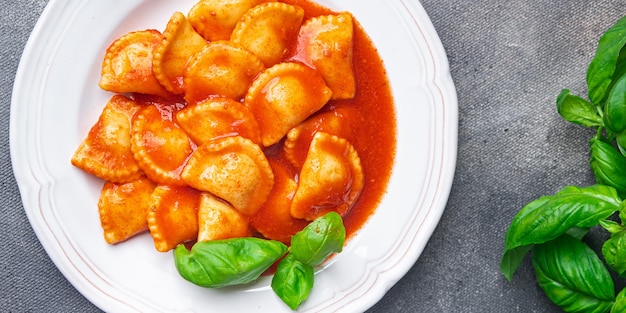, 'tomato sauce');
133,0,396,243
260,0,397,240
